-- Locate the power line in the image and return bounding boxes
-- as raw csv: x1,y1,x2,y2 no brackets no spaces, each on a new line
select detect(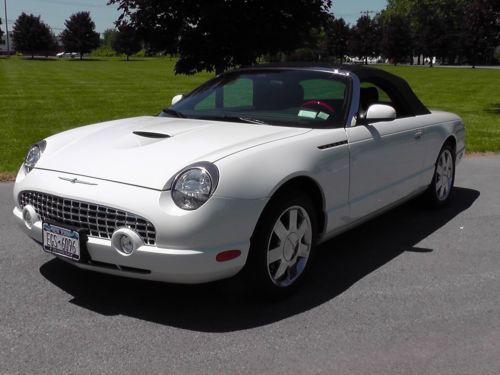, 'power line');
29,0,107,9
360,10,377,17
5,1,114,34
6,18,63,32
